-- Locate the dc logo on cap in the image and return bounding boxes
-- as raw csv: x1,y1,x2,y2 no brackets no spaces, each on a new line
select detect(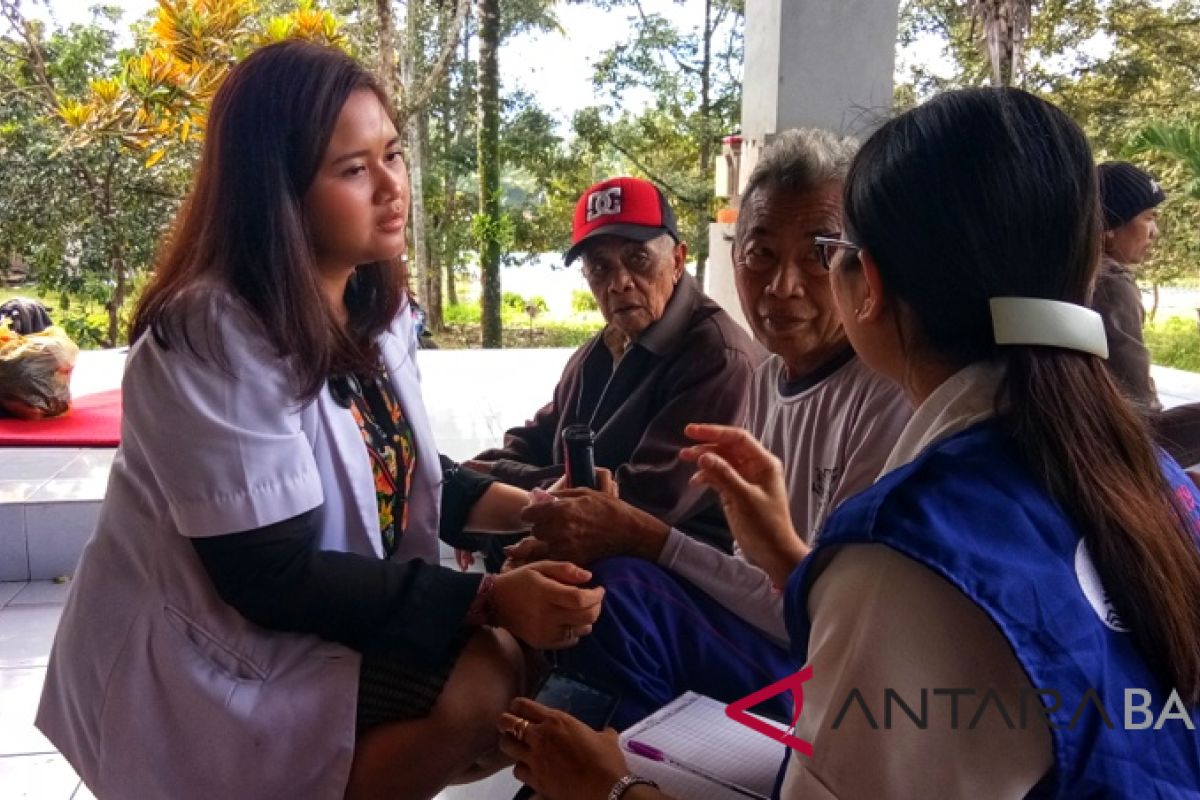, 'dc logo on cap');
585,187,622,222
